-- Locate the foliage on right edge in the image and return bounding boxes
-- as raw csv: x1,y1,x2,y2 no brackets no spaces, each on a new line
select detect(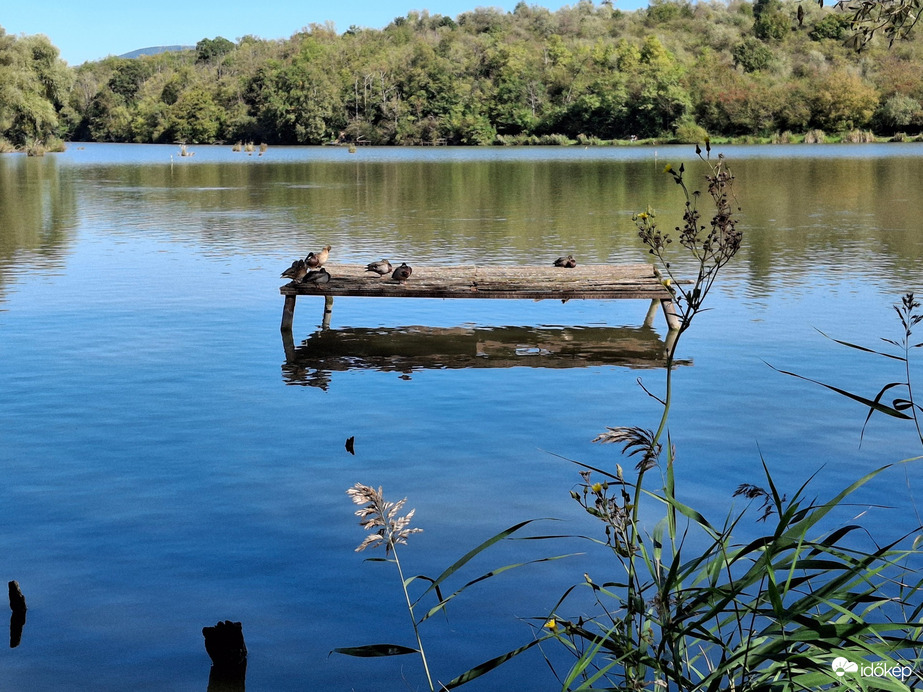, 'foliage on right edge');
544,148,923,691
